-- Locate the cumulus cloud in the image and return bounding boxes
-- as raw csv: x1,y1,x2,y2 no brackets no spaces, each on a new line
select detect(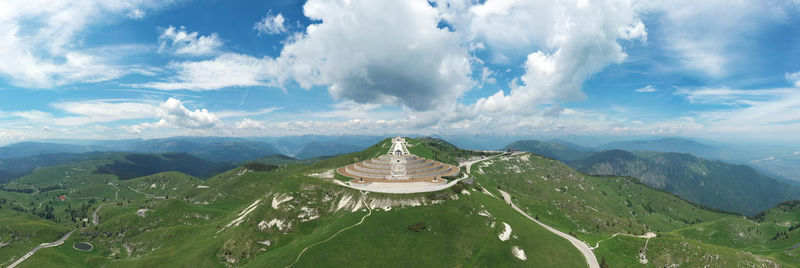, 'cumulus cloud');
451,0,646,114
0,0,174,88
126,98,220,133
636,85,657,93
158,26,223,56
254,11,288,35
279,0,474,111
